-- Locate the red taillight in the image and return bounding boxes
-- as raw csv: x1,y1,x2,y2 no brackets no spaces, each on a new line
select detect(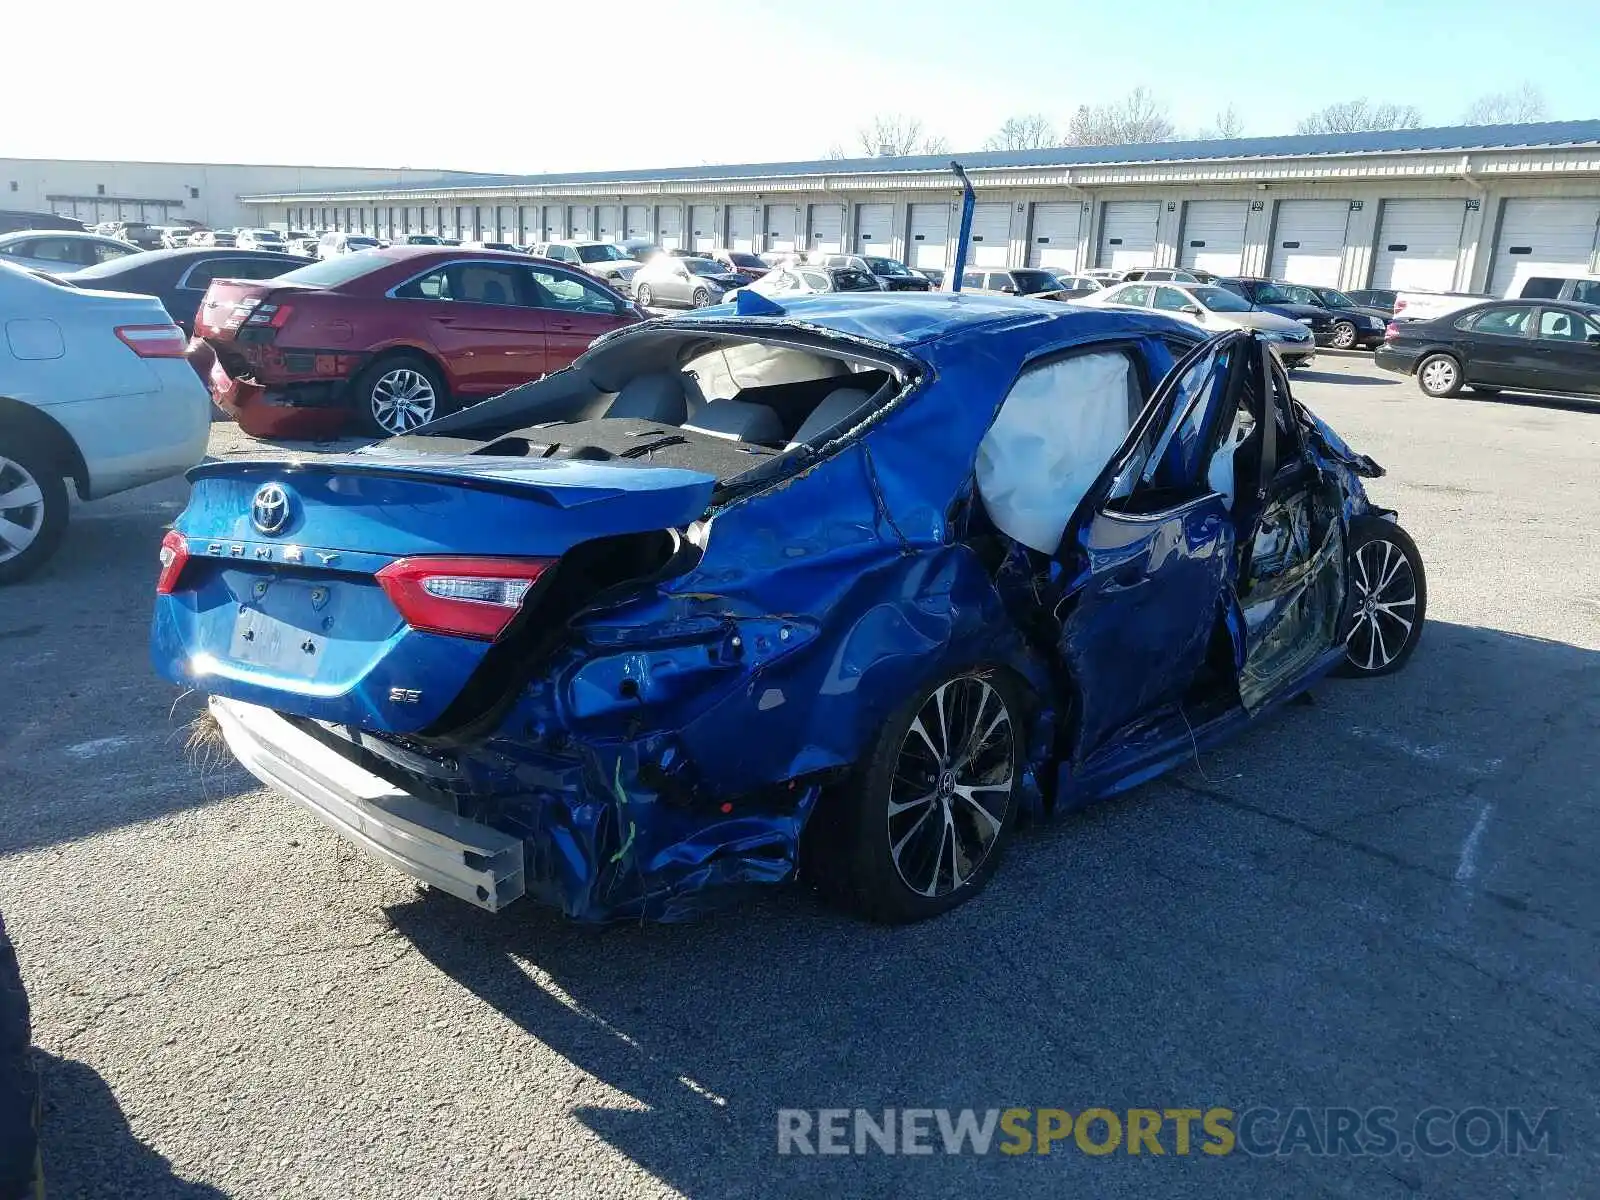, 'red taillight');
1392,298,1407,316
116,324,189,358
1384,321,1399,342
375,556,553,641
244,302,294,329
156,529,189,594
